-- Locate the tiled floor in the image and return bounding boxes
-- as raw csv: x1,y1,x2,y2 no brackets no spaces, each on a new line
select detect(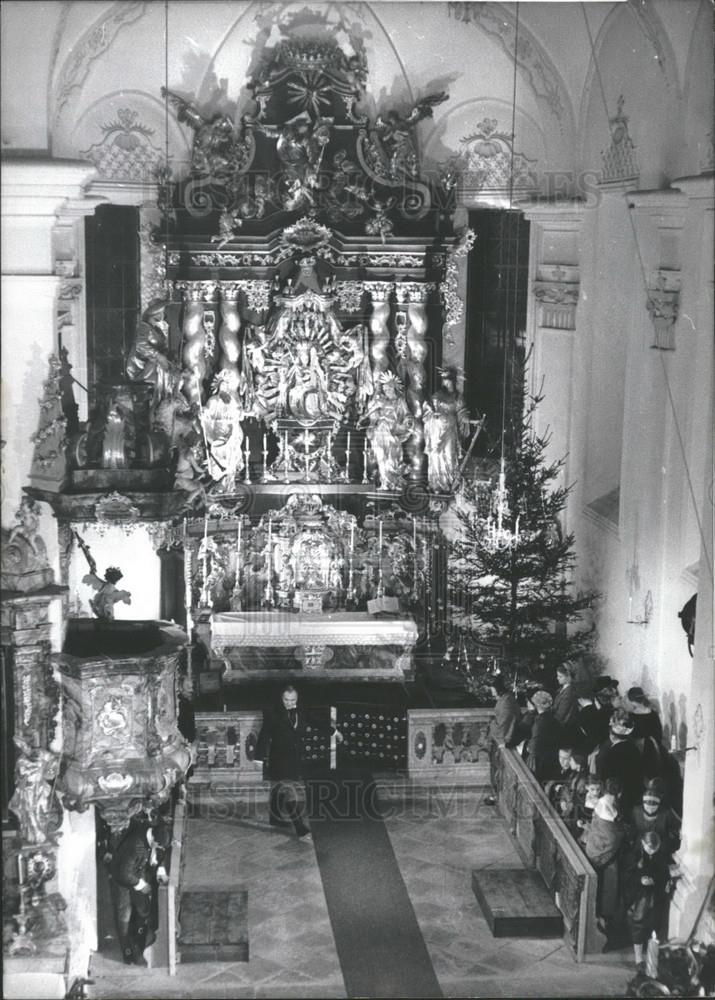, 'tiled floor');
87,782,635,999
379,783,632,997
